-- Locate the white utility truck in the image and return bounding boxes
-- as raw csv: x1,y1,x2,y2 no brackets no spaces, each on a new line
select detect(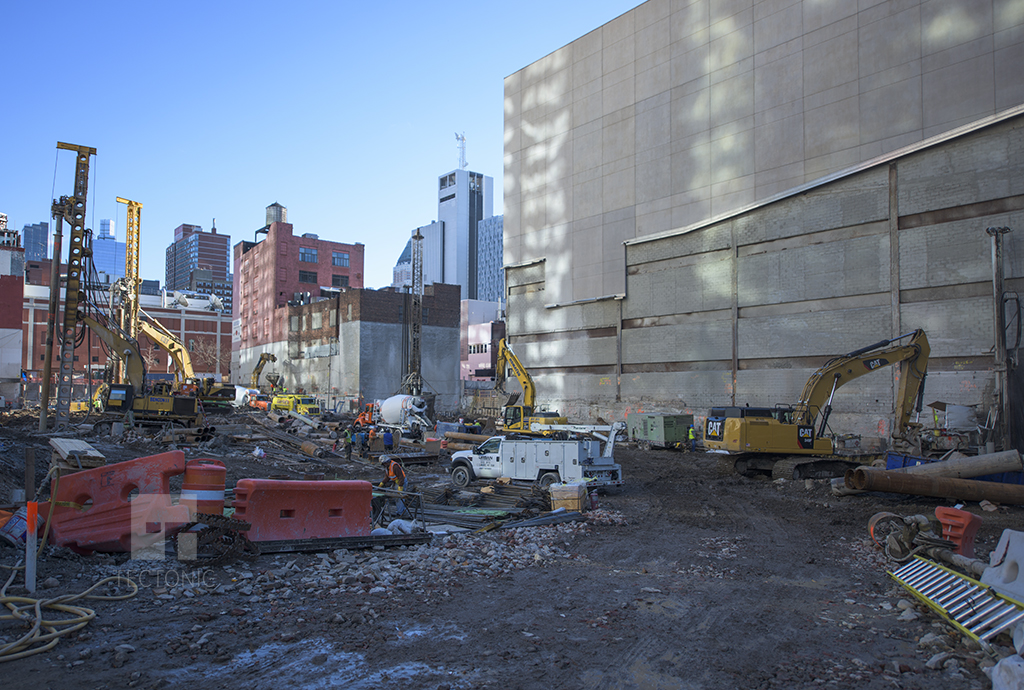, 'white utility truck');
448,422,625,489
